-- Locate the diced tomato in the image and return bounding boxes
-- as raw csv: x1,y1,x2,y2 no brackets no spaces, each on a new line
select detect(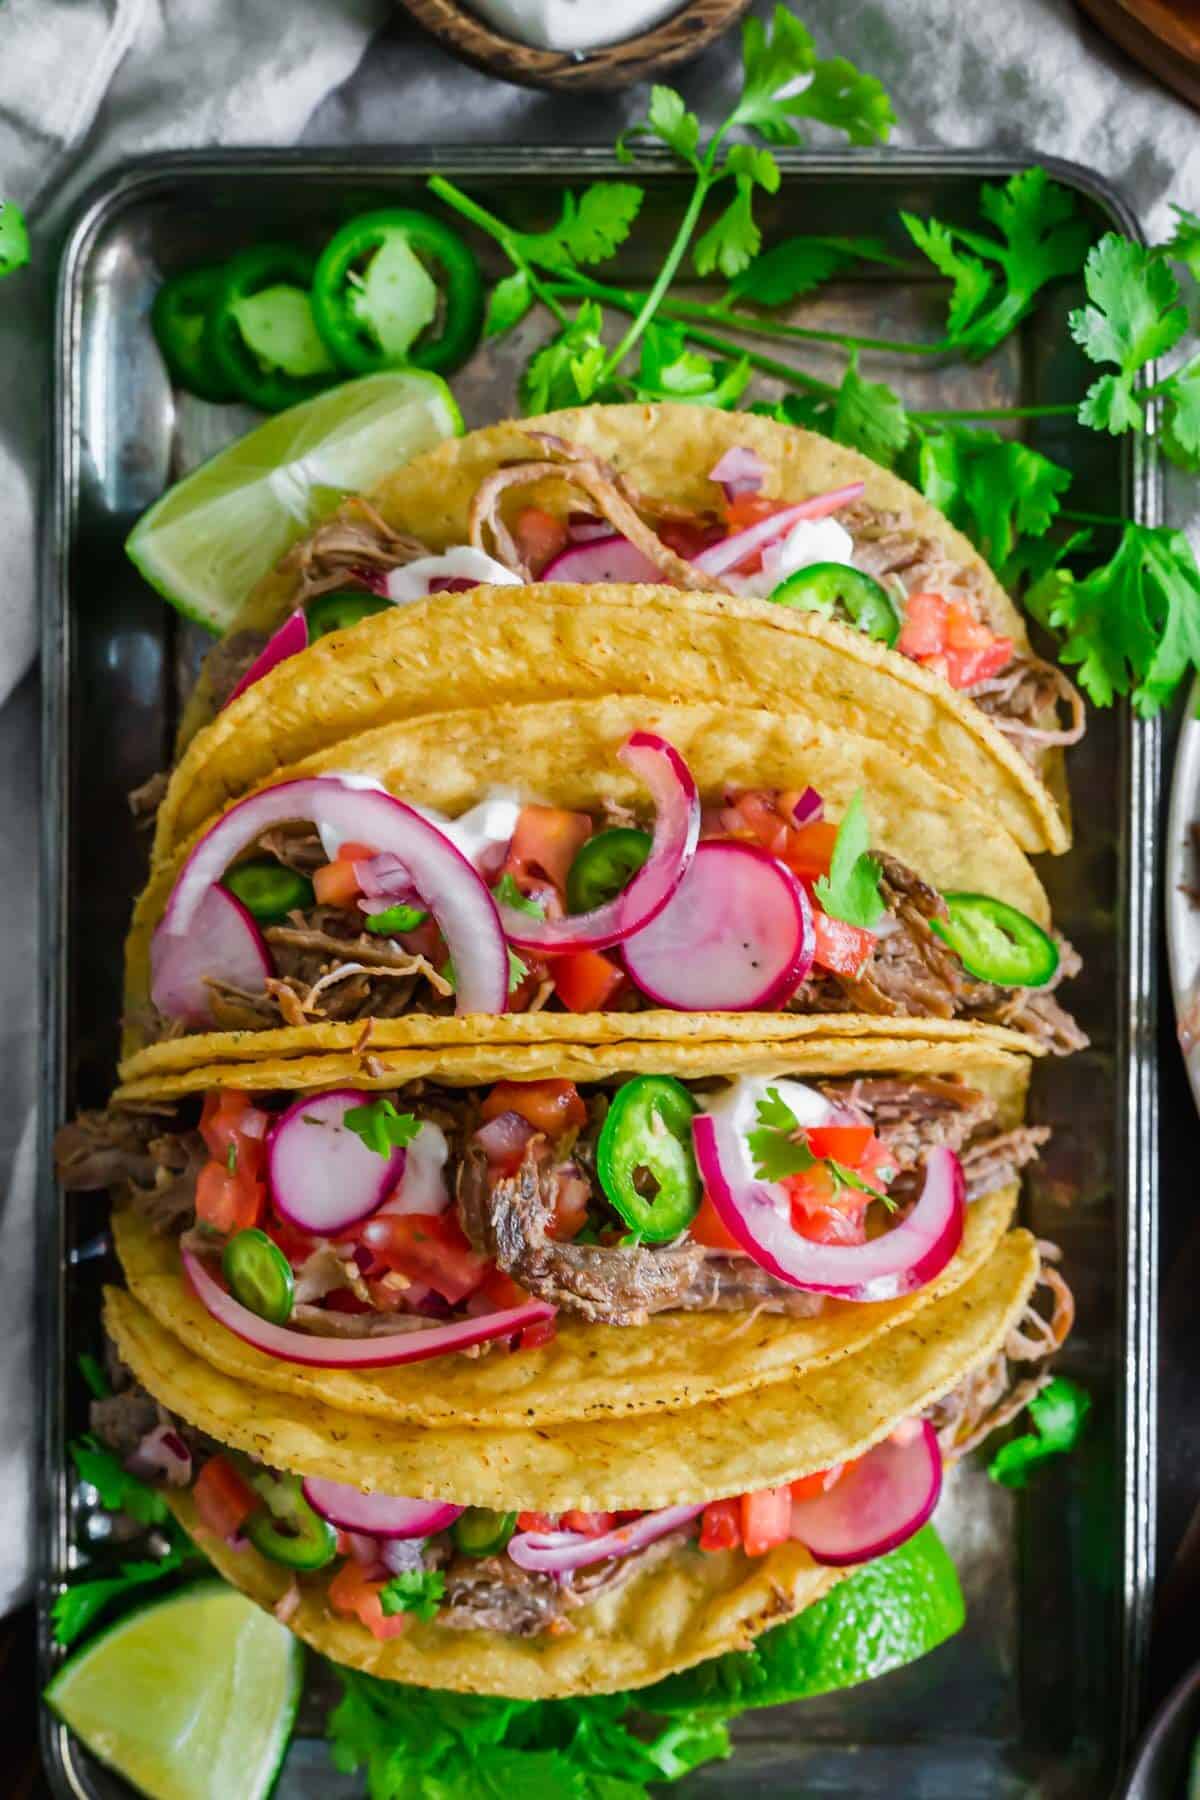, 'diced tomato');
517,1316,557,1352
784,1168,868,1246
550,949,623,1013
724,493,784,530
481,1079,587,1136
517,1512,558,1532
327,1560,407,1641
478,1264,530,1309
689,1191,742,1252
503,806,592,894
943,638,1015,688
805,1125,873,1164
811,908,875,979
313,859,362,908
659,519,722,560
856,1133,897,1196
336,841,378,864
790,1463,847,1503
562,1511,616,1536
513,506,569,573
721,790,841,879
195,1158,264,1234
263,1212,321,1268
359,1210,486,1305
784,820,840,880
741,1487,794,1557
193,1455,257,1539
898,591,1015,690
896,591,948,659
699,1498,742,1553
547,1169,590,1243
199,1091,269,1166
